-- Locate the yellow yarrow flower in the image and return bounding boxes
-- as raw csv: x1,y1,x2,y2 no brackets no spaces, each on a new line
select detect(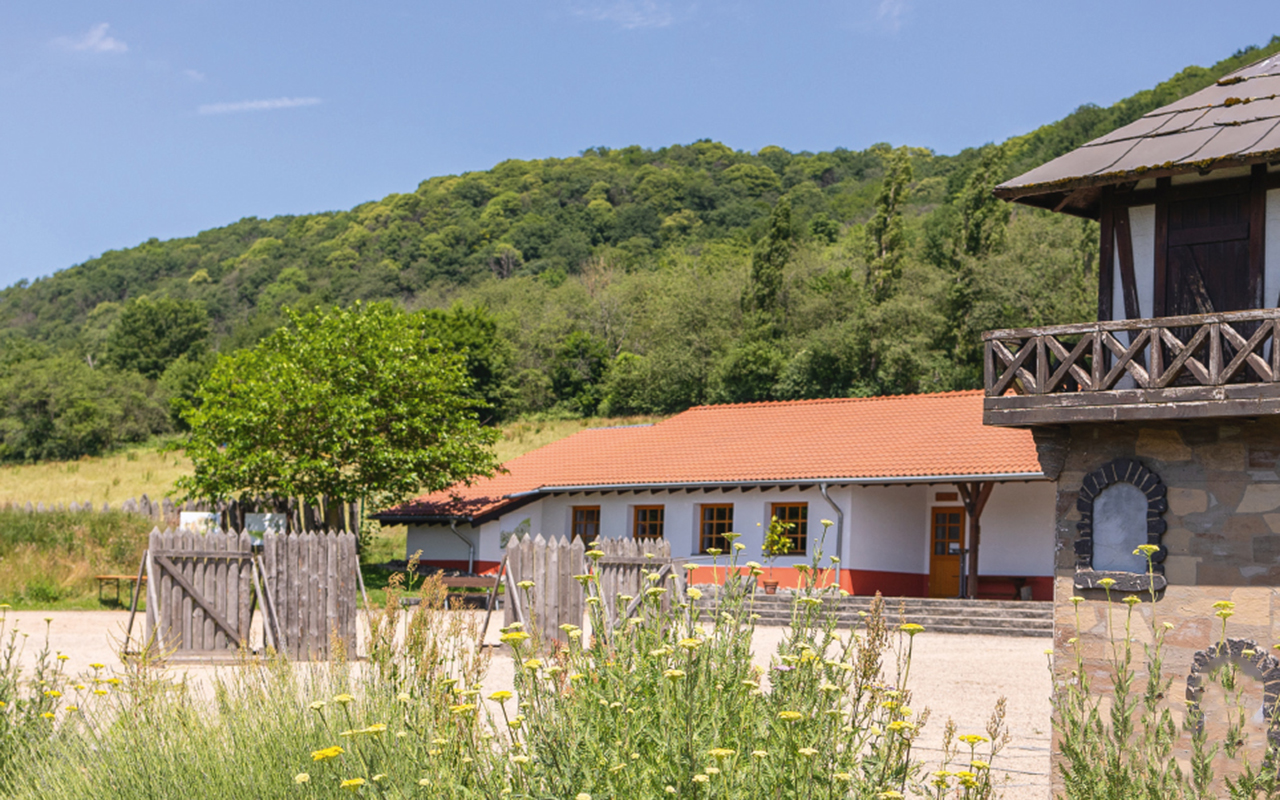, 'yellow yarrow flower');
708,748,735,759
311,745,344,761
340,778,364,790
489,690,513,703
798,747,818,757
294,774,310,784
332,693,354,705
778,710,803,721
